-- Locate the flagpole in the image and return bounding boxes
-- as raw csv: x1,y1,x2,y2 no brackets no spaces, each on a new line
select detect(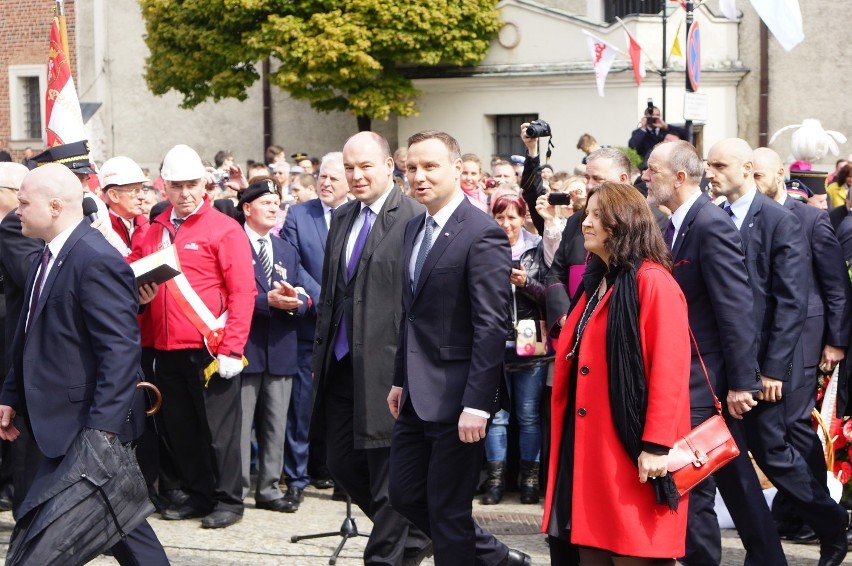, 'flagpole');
684,1,694,144
614,17,661,74
56,0,69,58
661,6,667,121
